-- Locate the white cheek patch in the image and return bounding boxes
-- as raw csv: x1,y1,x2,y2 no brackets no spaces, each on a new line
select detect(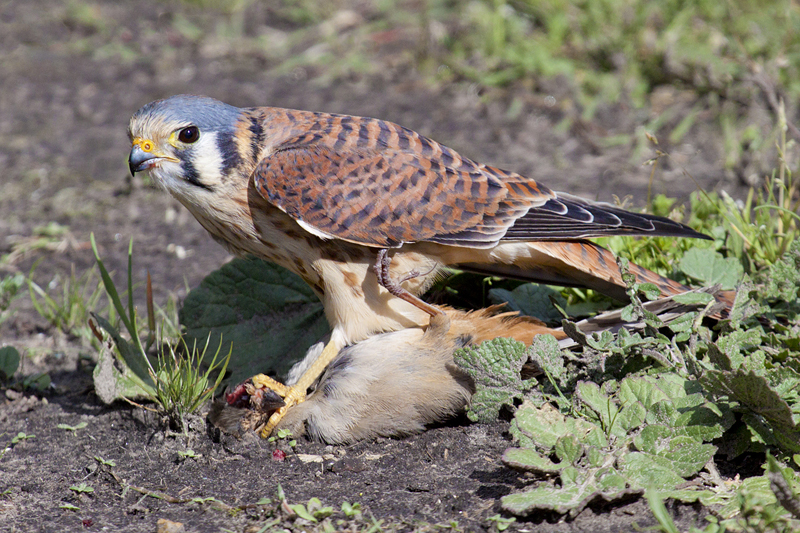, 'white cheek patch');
190,132,224,185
